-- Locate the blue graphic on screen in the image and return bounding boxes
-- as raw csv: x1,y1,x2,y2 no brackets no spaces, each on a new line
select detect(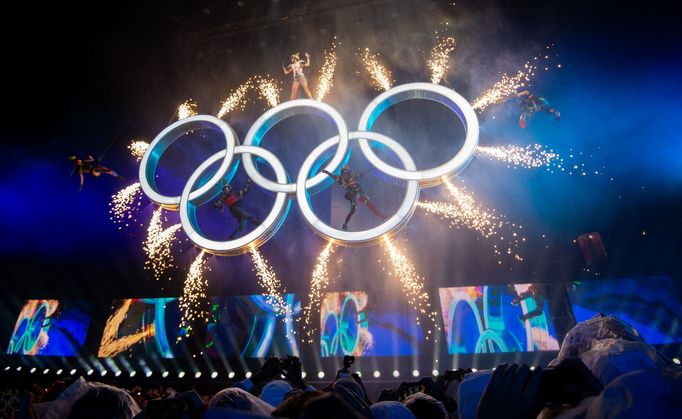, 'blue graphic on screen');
439,284,559,354
568,276,682,345
7,300,91,356
98,298,183,359
205,294,301,358
320,291,422,357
